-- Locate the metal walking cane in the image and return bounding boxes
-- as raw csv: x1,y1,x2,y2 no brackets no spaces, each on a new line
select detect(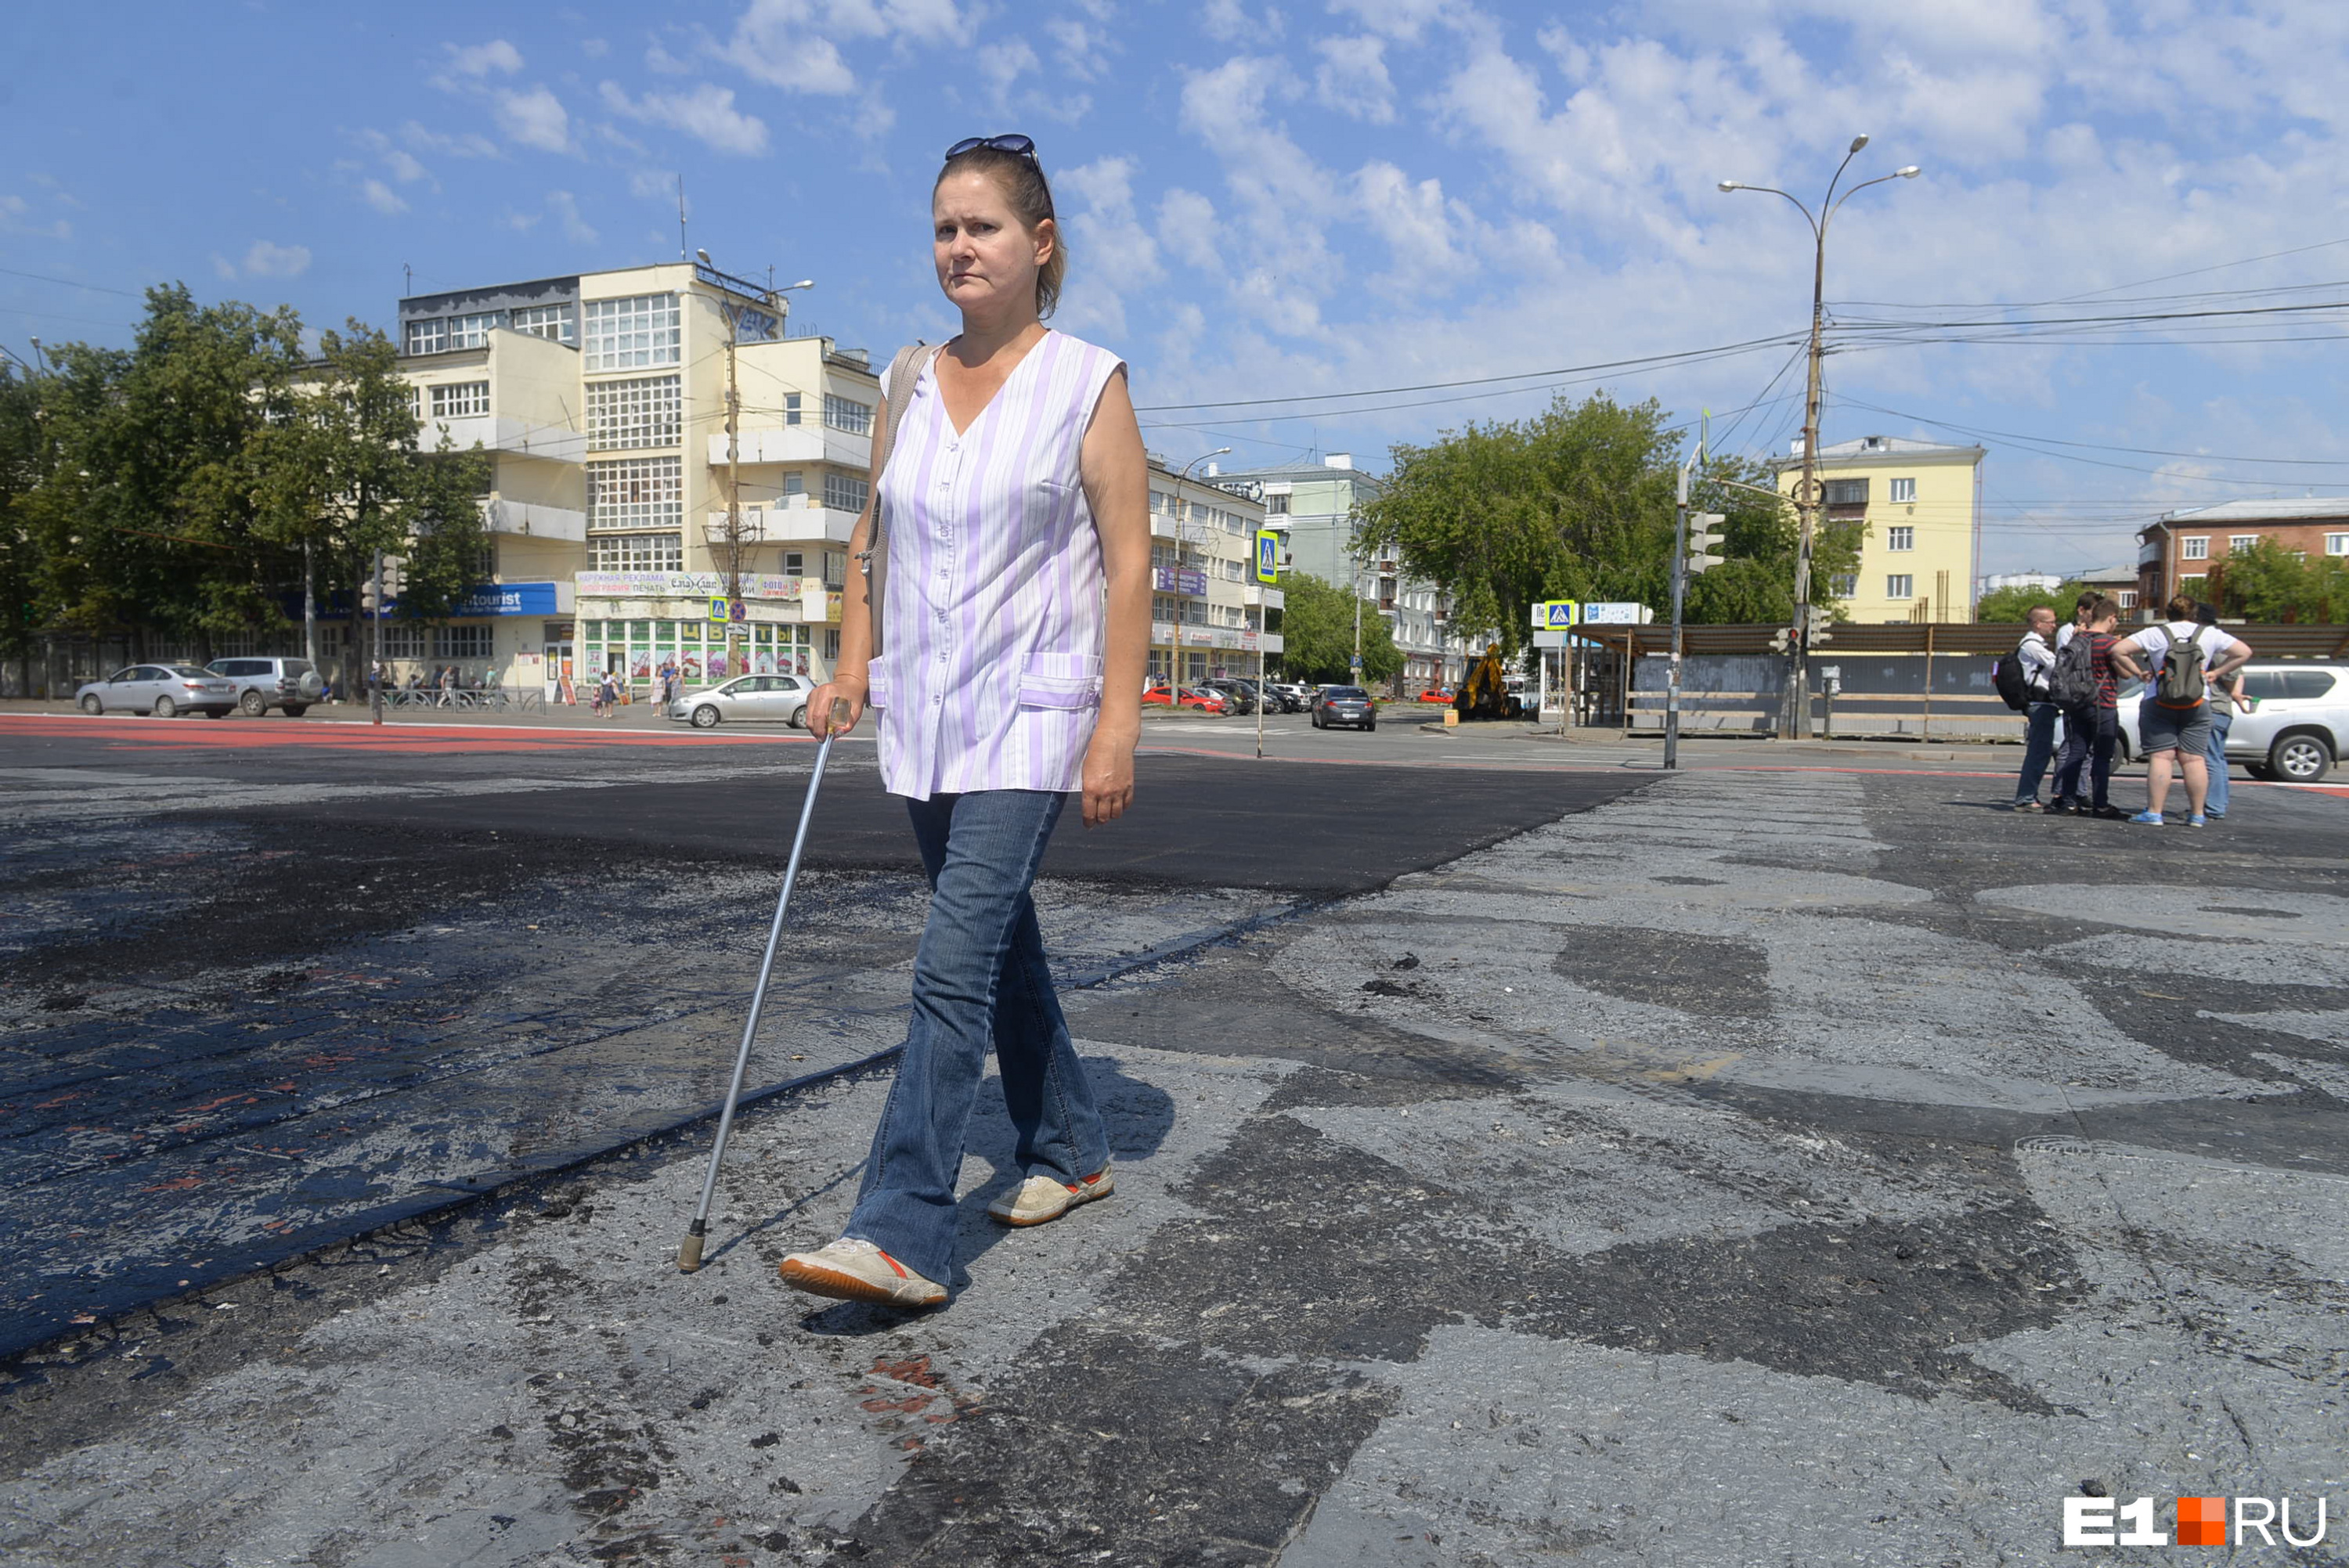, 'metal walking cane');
677,730,837,1273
